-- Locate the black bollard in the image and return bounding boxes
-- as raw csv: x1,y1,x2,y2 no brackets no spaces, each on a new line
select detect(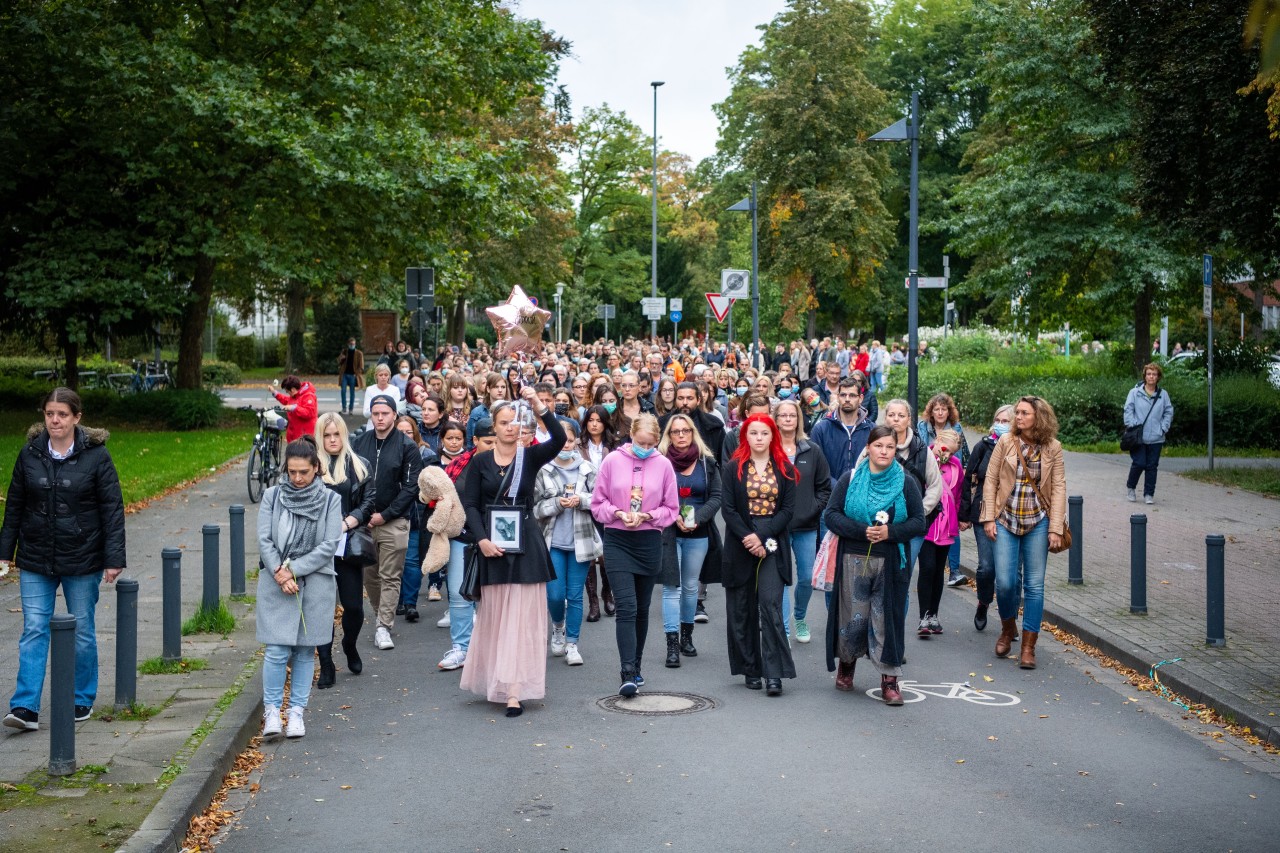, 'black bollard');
1067,495,1083,585
229,505,246,596
114,579,139,710
1129,514,1147,614
1206,534,1225,647
49,613,77,776
162,547,182,661
202,523,220,612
